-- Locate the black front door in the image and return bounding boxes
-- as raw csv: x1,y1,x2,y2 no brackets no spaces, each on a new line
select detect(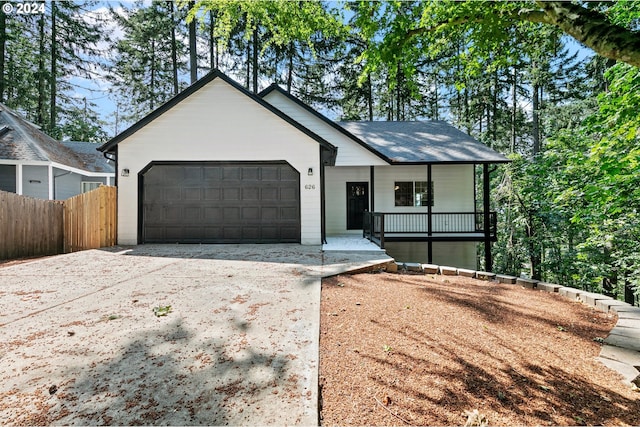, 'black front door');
346,182,369,230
